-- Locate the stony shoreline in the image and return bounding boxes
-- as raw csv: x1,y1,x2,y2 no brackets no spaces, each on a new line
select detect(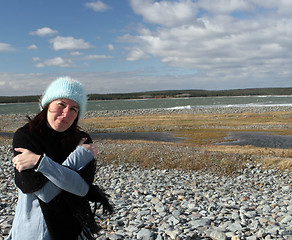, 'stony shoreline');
84,105,292,118
0,143,291,239
1,105,292,133
1,106,292,239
